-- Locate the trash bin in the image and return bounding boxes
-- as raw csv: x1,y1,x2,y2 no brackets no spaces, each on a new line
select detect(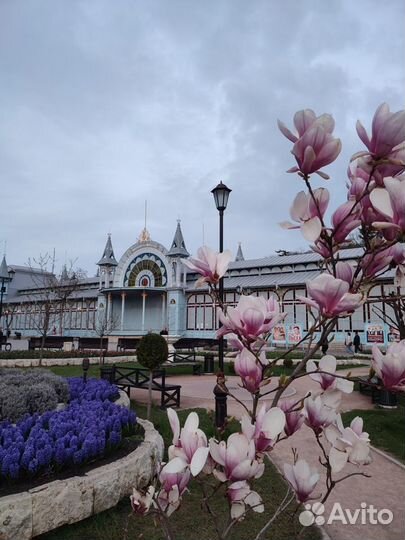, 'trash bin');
378,389,398,408
204,354,214,373
100,366,115,384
